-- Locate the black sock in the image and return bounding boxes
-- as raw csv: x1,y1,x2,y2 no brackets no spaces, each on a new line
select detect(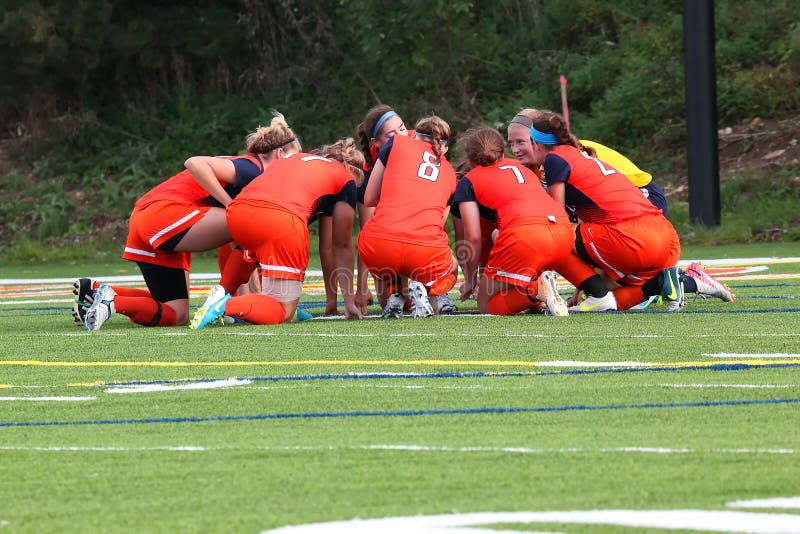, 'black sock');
642,273,664,298
579,275,609,298
683,276,698,293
